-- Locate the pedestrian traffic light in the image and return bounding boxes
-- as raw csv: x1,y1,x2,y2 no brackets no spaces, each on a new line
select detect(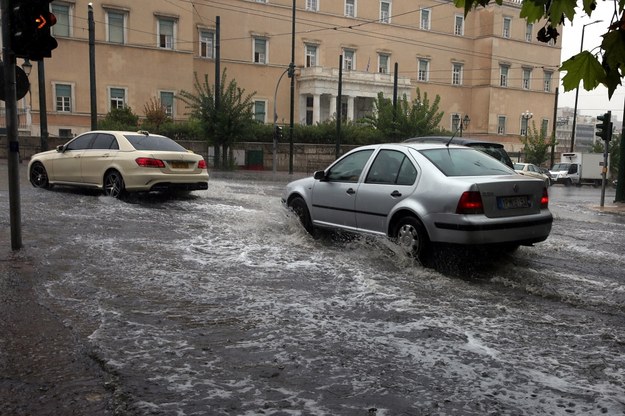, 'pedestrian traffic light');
275,125,284,141
596,111,613,142
10,0,58,61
